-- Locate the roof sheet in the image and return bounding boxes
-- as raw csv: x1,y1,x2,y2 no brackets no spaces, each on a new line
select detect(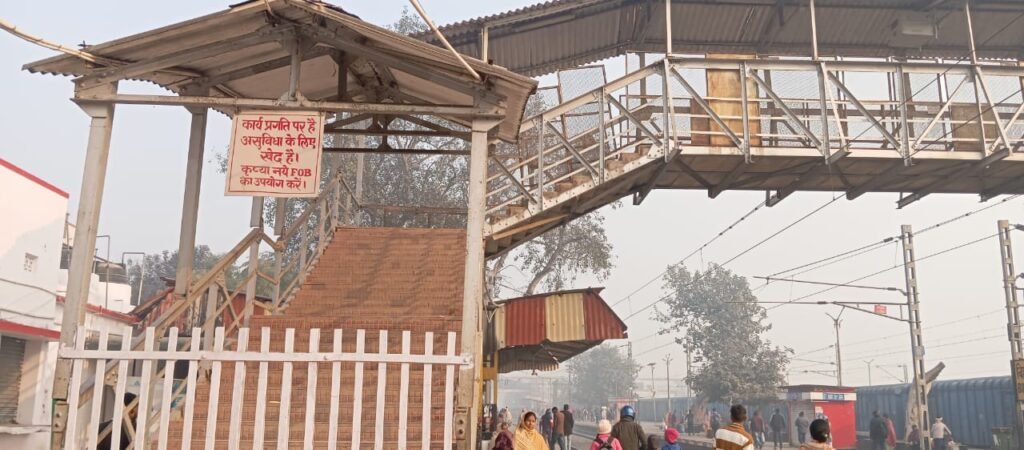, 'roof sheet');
493,287,627,373
426,0,1024,77
23,0,537,142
